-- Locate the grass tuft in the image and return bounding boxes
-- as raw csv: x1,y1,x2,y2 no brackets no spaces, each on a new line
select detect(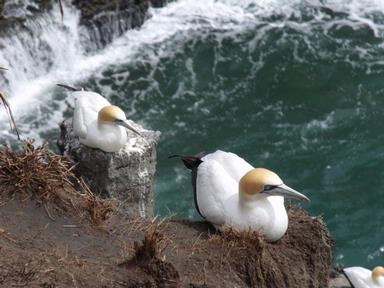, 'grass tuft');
209,226,266,251
0,139,114,225
0,90,20,140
